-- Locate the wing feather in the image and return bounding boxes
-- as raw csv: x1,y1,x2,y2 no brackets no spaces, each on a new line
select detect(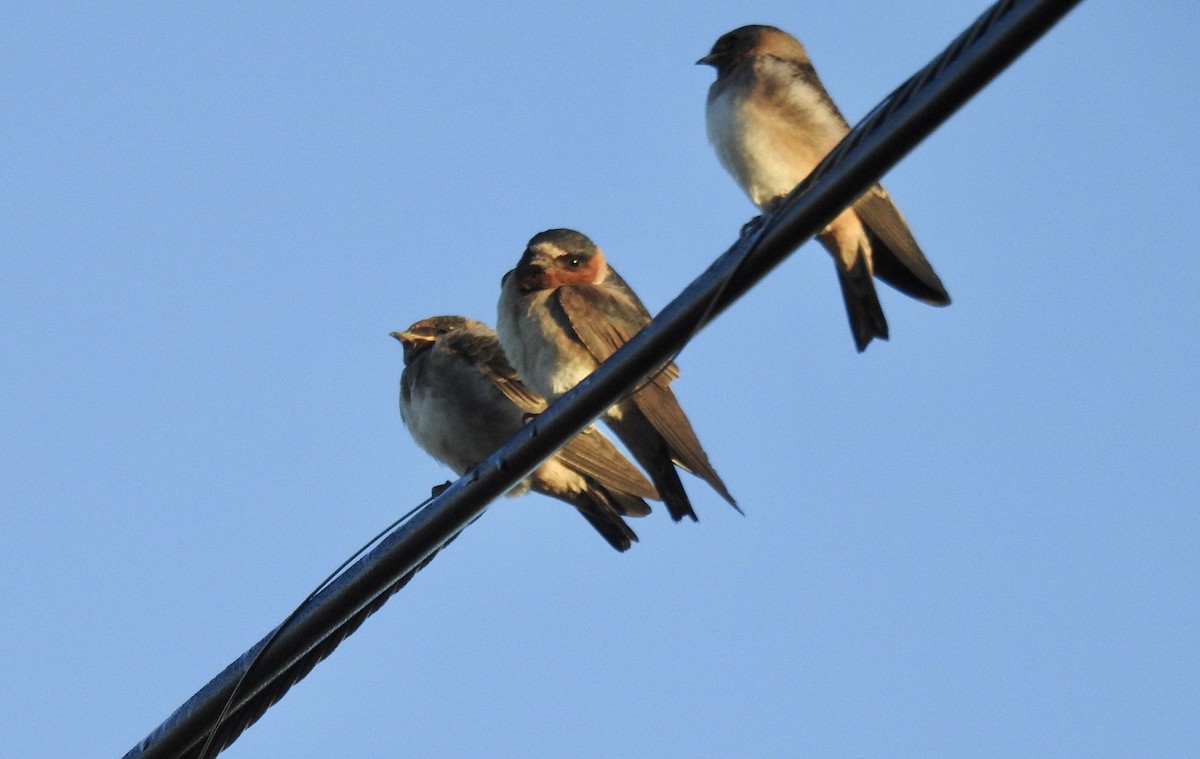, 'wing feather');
853,185,950,304
556,285,735,509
